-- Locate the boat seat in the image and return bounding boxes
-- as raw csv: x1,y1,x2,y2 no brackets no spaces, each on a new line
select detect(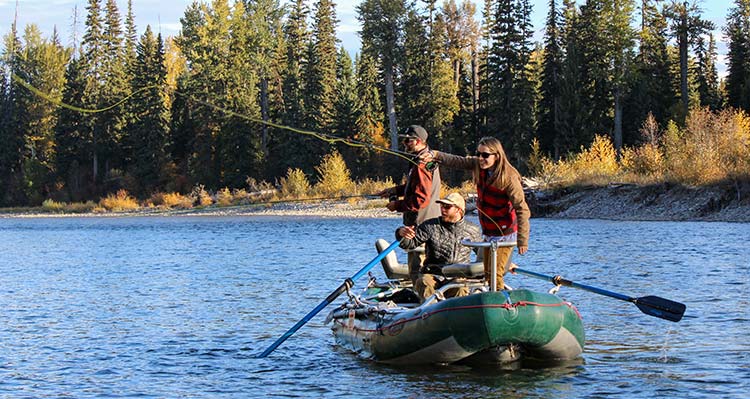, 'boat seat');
375,239,410,280
442,262,484,278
